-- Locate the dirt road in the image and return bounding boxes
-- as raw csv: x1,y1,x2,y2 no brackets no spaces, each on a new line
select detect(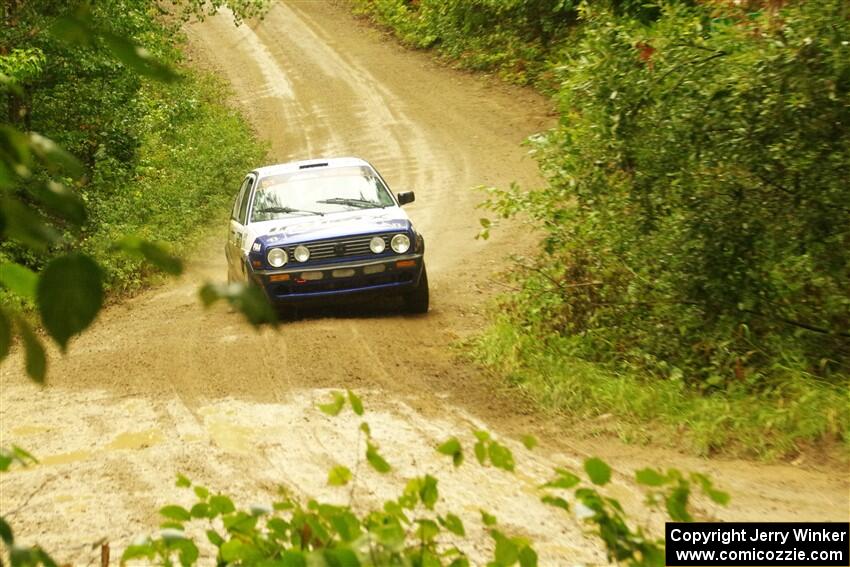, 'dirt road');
1,1,847,564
